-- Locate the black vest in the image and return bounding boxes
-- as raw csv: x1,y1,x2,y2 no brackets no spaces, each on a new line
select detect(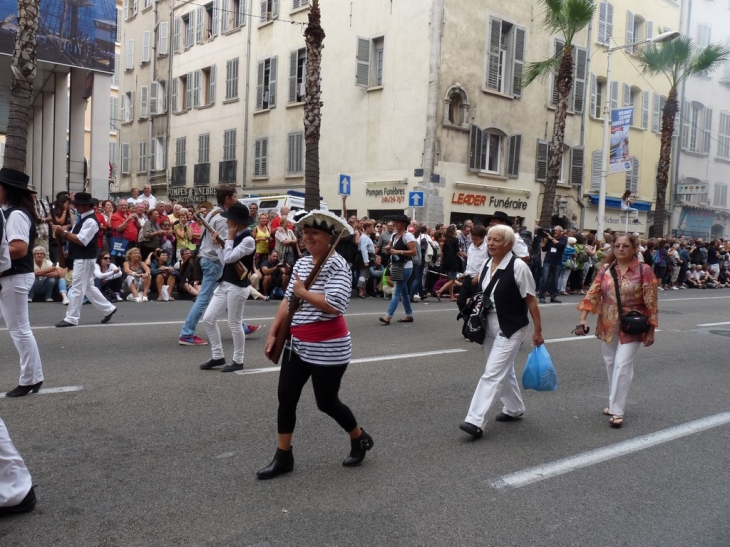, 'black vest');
492,255,530,339
220,230,254,287
67,213,100,261
1,207,37,278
